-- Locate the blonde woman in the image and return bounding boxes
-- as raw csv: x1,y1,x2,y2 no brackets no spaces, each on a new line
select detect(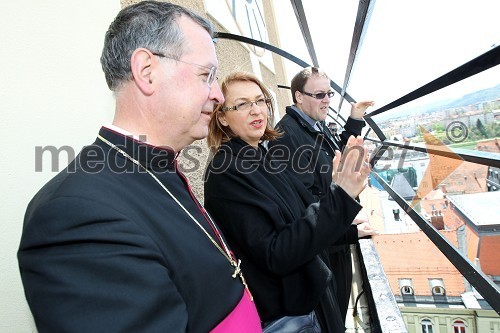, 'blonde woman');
204,72,371,332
